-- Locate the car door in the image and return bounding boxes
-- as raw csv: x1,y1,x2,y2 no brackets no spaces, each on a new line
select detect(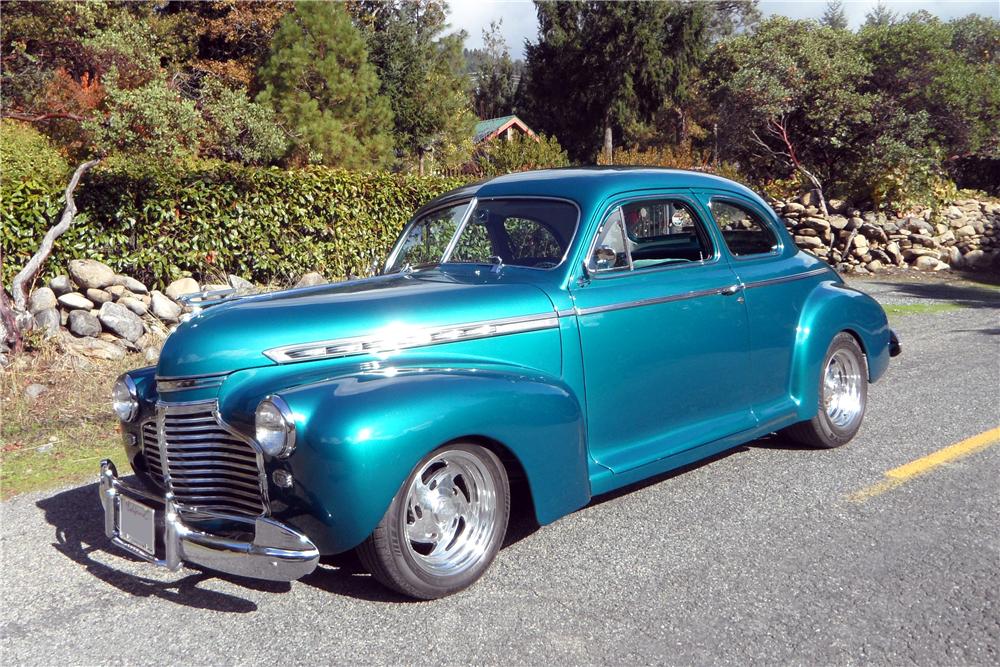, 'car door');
695,191,823,428
570,192,756,474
